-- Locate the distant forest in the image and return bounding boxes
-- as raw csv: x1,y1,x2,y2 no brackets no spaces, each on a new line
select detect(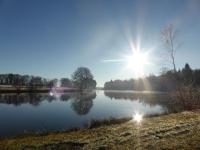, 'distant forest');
0,75,96,89
0,67,96,90
0,74,71,88
104,63,200,91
